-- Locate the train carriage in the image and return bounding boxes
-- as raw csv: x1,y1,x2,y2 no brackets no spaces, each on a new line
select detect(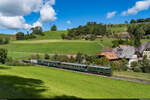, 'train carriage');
87,65,112,76
60,62,87,71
